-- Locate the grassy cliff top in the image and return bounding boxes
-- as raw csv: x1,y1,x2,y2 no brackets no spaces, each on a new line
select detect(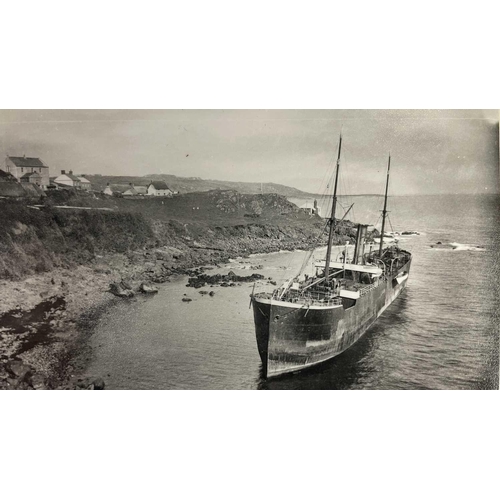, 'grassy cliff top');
86,174,318,198
44,189,327,228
